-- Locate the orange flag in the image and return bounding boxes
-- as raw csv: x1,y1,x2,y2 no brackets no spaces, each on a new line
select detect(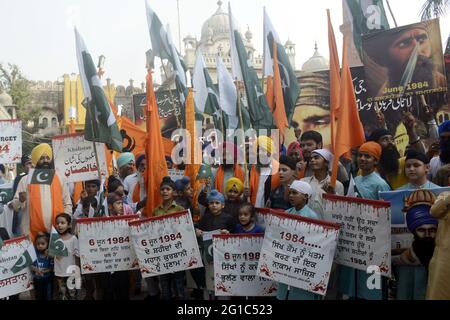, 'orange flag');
265,41,288,138
184,88,202,208
330,35,366,187
145,70,169,217
327,9,341,153
120,116,146,157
